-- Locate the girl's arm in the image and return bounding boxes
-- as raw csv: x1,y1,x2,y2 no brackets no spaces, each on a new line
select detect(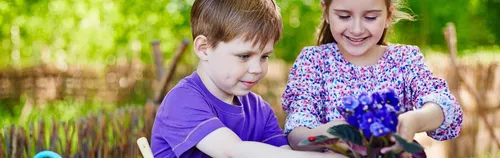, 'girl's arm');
287,120,347,151
402,45,463,140
413,102,445,132
281,46,327,150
